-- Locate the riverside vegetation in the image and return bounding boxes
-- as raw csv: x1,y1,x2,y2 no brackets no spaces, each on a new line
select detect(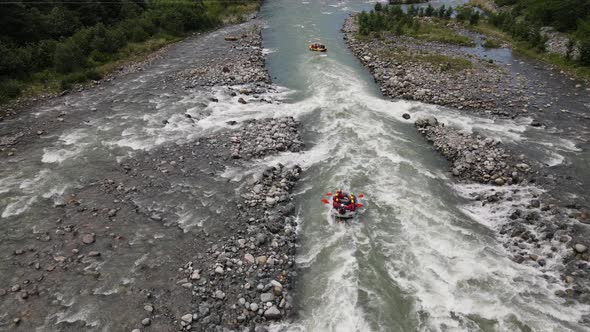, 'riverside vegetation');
357,0,590,79
0,0,262,104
